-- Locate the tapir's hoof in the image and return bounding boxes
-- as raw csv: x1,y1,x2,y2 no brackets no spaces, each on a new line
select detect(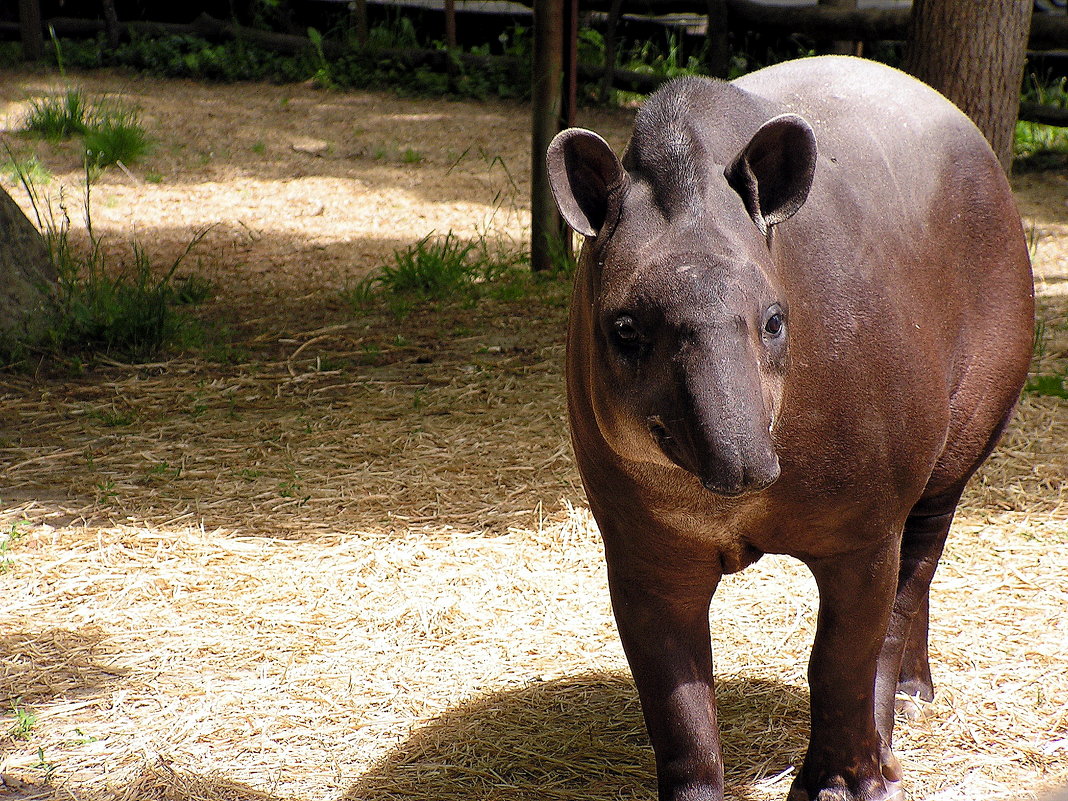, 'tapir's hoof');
785,784,904,801
786,763,904,801
894,692,927,721
895,678,934,721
